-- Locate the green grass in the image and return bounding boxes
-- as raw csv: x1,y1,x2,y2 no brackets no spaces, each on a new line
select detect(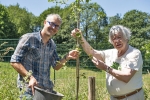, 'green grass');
0,62,19,100
51,66,108,100
0,62,150,100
